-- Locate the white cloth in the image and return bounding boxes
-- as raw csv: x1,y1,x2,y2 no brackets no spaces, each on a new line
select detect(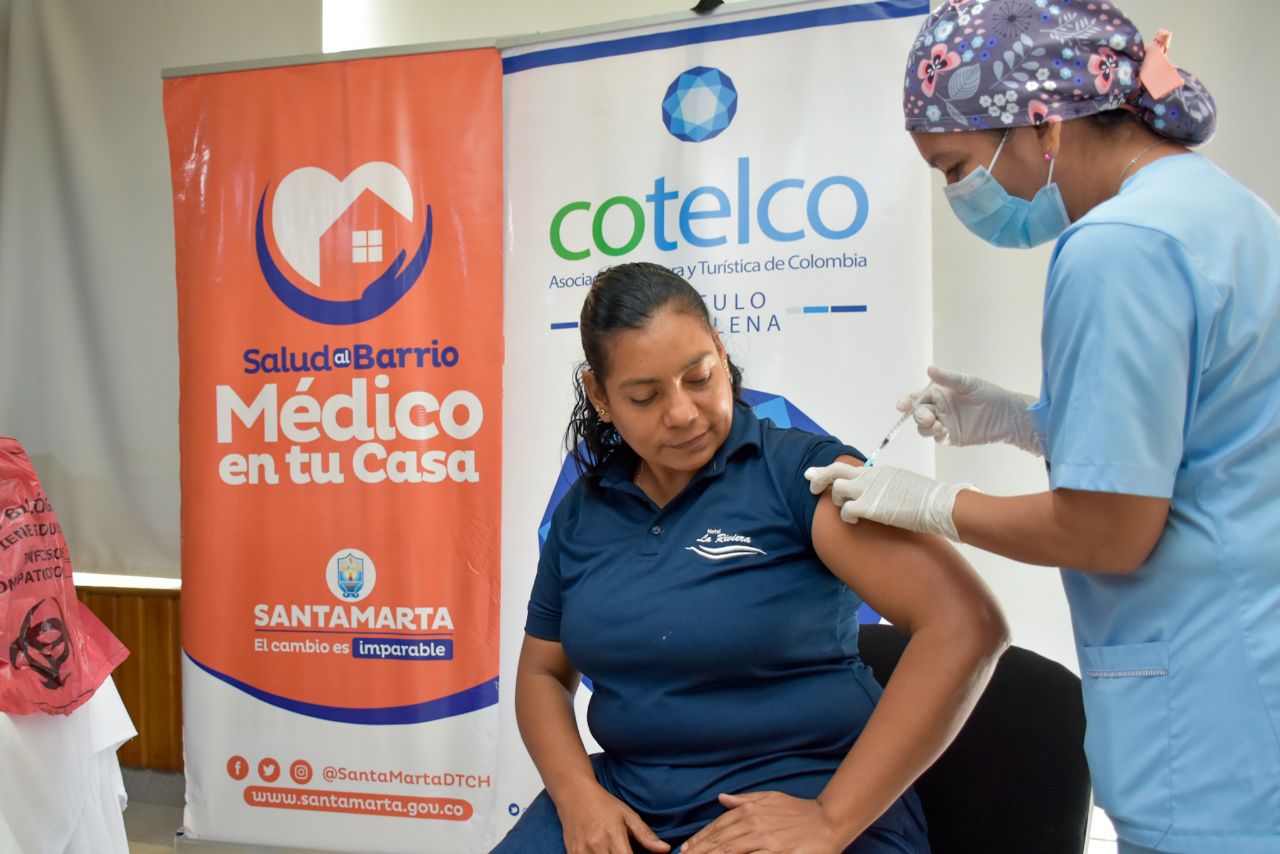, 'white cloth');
0,676,135,854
